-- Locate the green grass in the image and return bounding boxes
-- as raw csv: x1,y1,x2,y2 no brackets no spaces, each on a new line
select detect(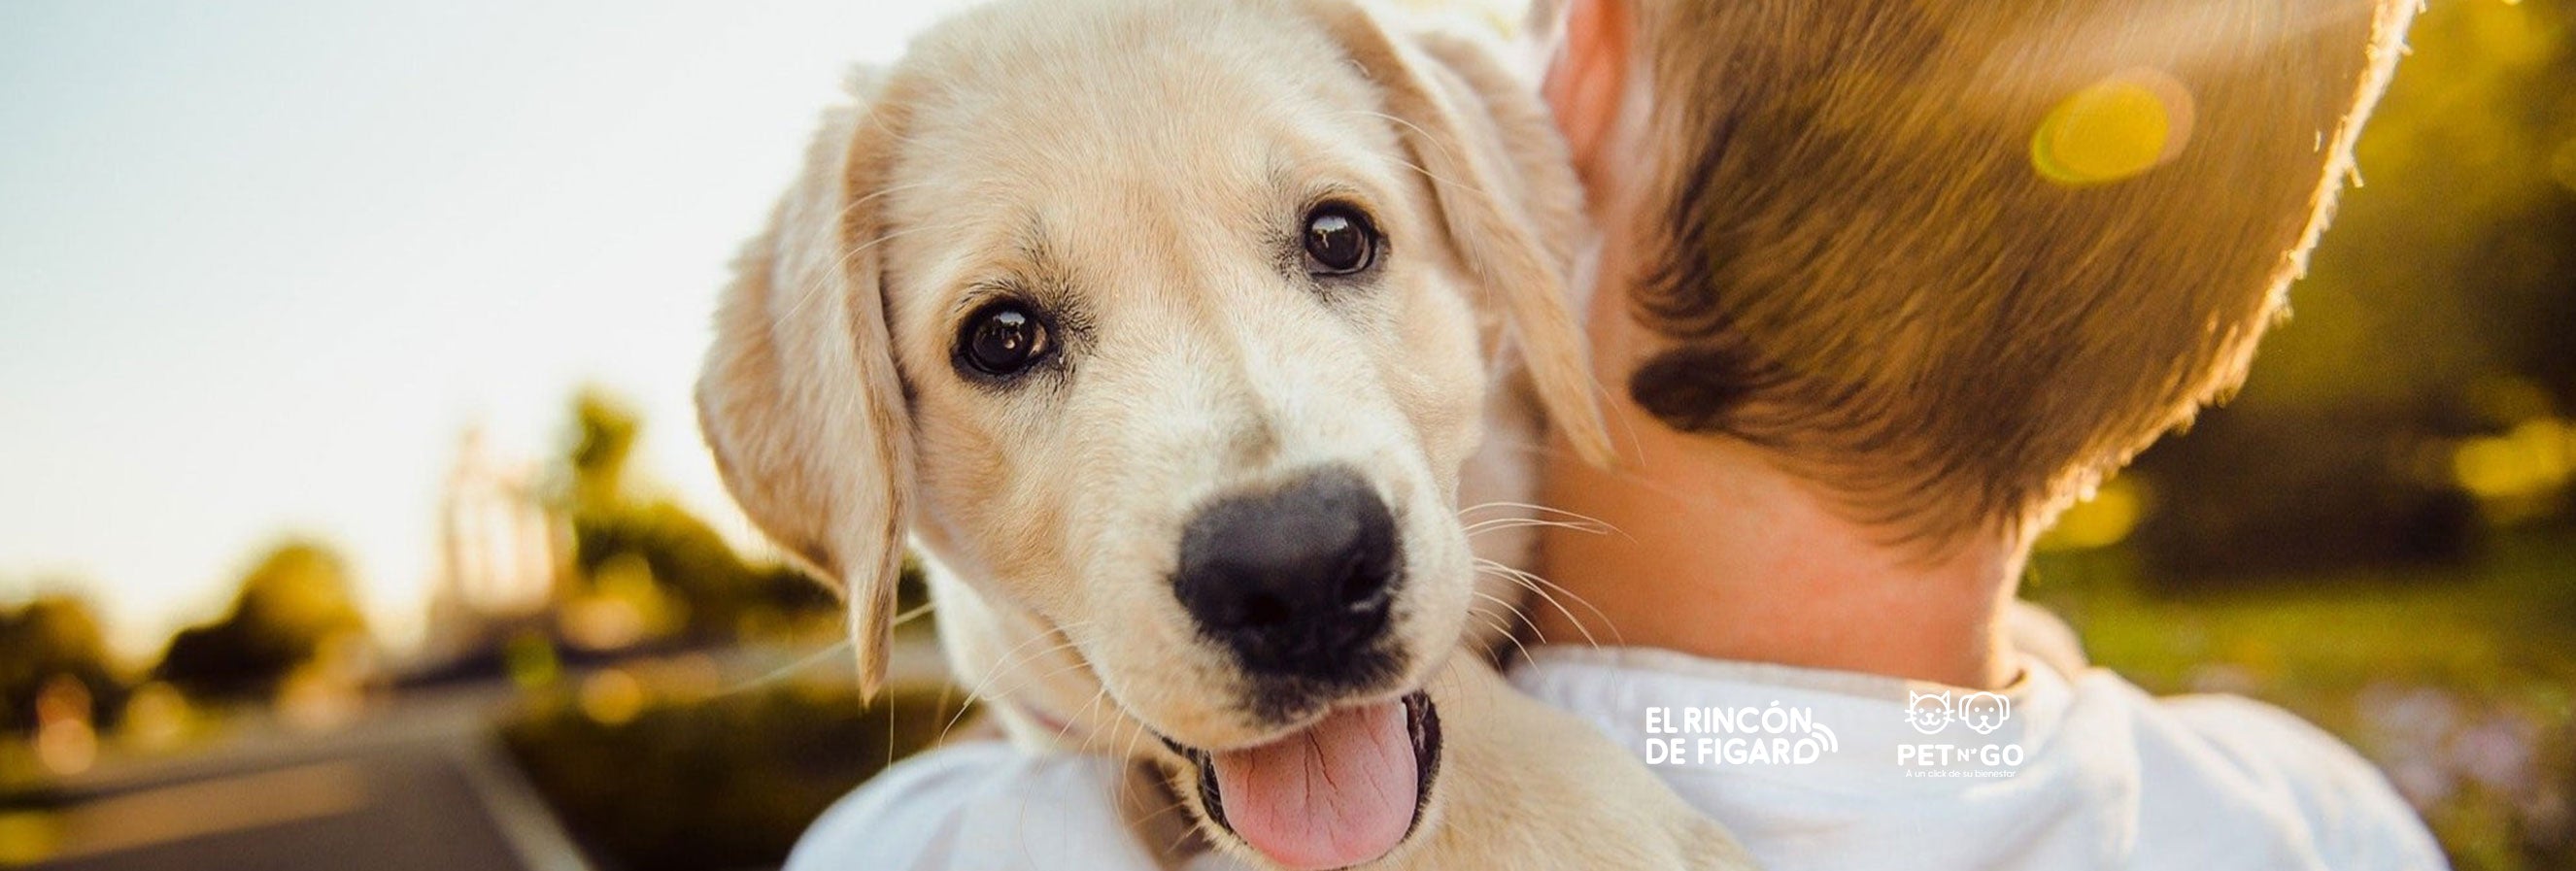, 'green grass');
2028,531,2576,871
